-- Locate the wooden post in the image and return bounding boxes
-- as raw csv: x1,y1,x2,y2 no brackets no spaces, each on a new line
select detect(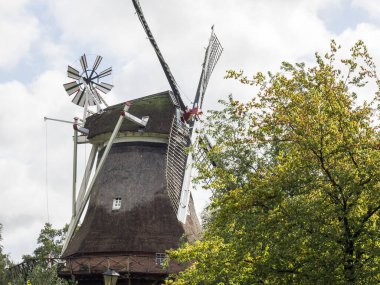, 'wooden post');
72,118,78,218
